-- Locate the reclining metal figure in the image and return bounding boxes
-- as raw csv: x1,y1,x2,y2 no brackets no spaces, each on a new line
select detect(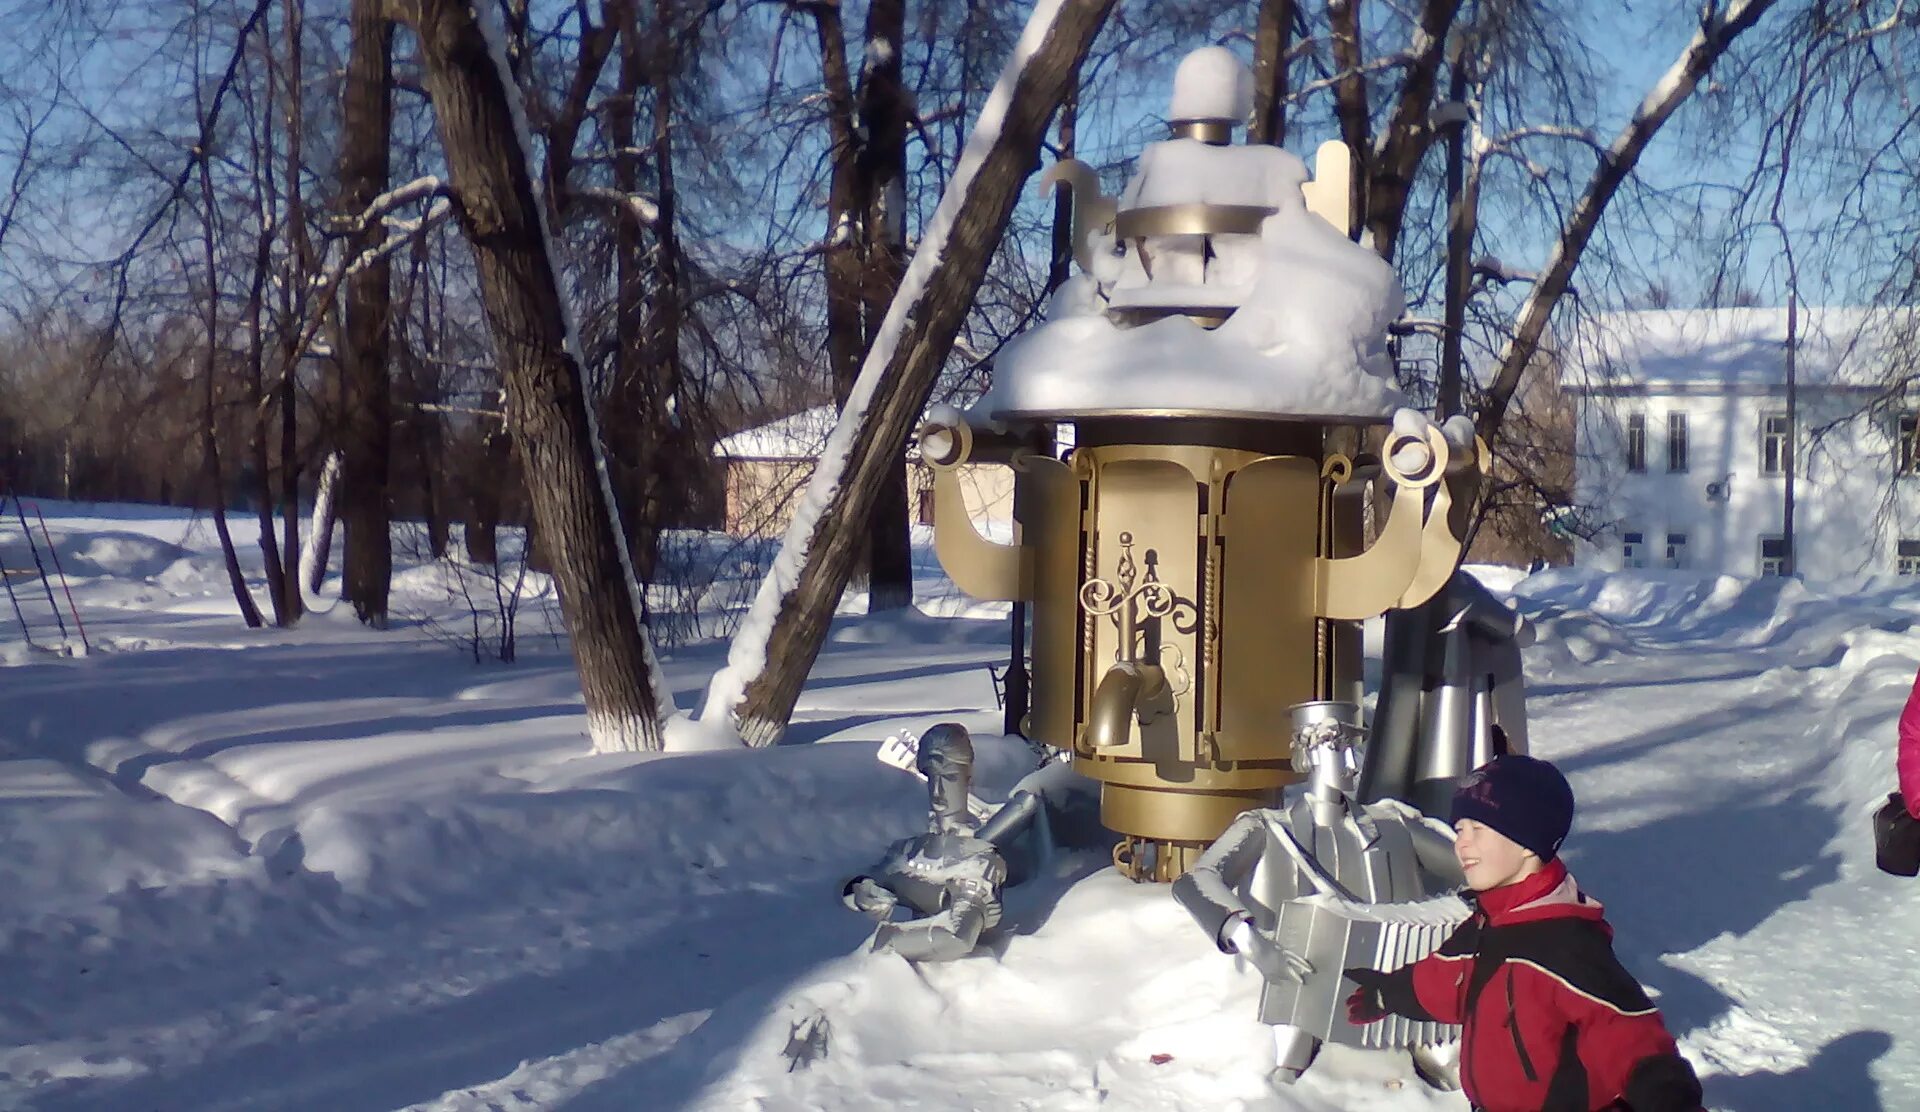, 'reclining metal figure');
1172,701,1470,1085
843,722,1104,962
